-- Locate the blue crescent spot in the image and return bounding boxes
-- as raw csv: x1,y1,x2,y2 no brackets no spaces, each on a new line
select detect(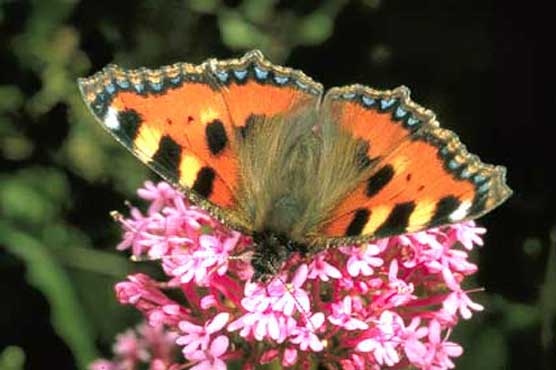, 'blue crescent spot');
296,80,308,90
274,75,289,85
116,79,130,89
105,83,116,94
406,116,420,126
150,81,162,91
478,182,490,193
473,174,486,184
380,98,396,110
395,106,407,119
134,83,144,93
342,92,356,99
254,66,268,80
362,96,375,106
440,146,450,156
216,71,228,82
460,168,472,179
170,76,182,85
309,88,320,95
448,160,461,170
234,70,248,80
